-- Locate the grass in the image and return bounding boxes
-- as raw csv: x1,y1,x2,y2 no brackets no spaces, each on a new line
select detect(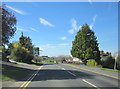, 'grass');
41,60,54,63
17,61,43,66
65,63,98,67
65,63,120,72
101,68,120,72
2,64,33,81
